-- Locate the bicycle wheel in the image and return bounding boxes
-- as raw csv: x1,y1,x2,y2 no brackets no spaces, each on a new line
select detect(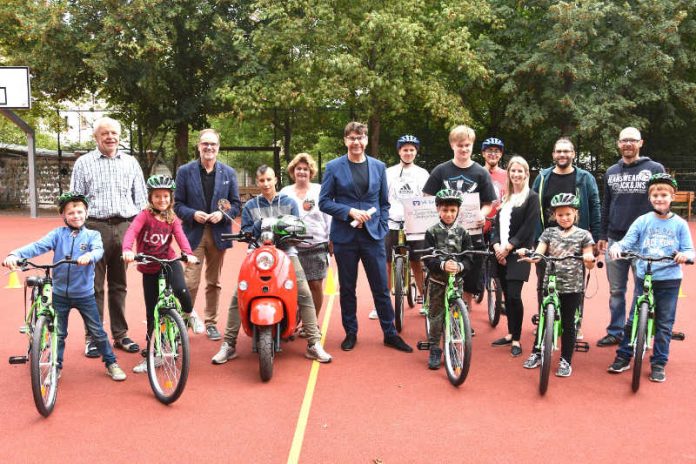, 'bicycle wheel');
539,304,555,396
147,310,190,404
257,326,275,382
632,302,649,393
444,299,472,387
422,279,431,337
30,315,58,417
487,275,502,328
394,257,406,333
